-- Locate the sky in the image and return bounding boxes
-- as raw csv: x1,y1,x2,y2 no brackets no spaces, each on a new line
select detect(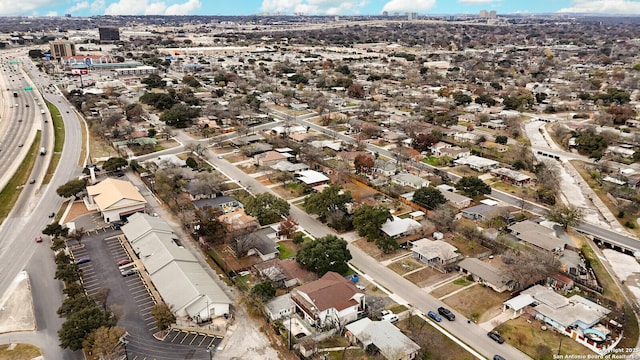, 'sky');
3,0,640,17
